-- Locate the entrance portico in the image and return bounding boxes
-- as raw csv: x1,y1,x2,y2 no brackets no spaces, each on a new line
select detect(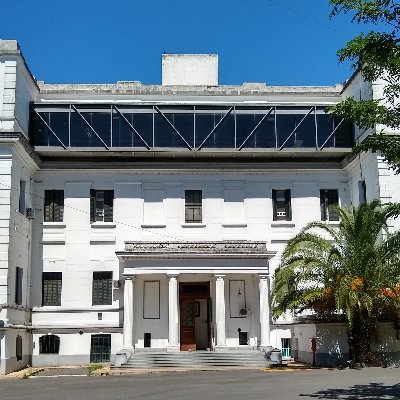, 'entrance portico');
116,241,275,352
